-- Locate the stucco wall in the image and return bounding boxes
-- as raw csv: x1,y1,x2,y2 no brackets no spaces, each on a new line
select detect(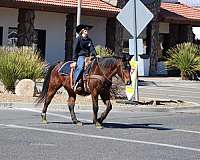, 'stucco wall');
0,7,18,45
34,11,66,64
81,16,107,47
